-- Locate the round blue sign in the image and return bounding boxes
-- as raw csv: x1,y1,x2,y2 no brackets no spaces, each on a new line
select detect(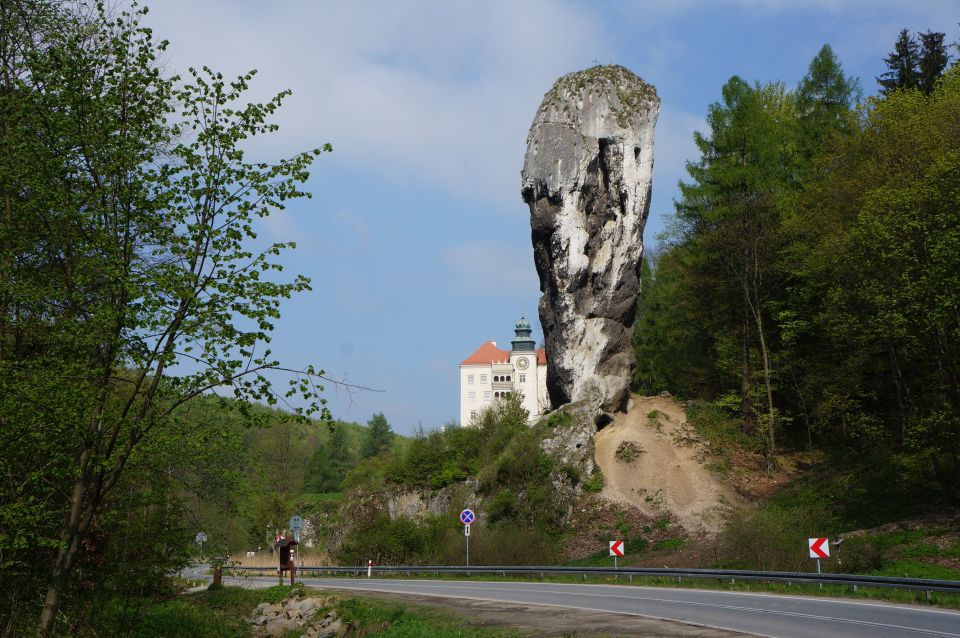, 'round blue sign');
460,509,475,525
